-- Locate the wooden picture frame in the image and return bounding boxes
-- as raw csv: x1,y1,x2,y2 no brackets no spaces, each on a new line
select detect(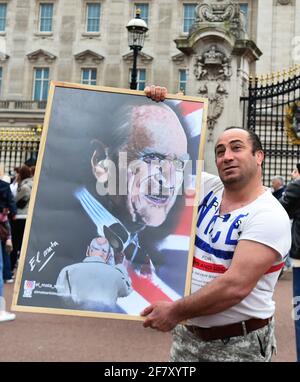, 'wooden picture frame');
12,81,208,321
